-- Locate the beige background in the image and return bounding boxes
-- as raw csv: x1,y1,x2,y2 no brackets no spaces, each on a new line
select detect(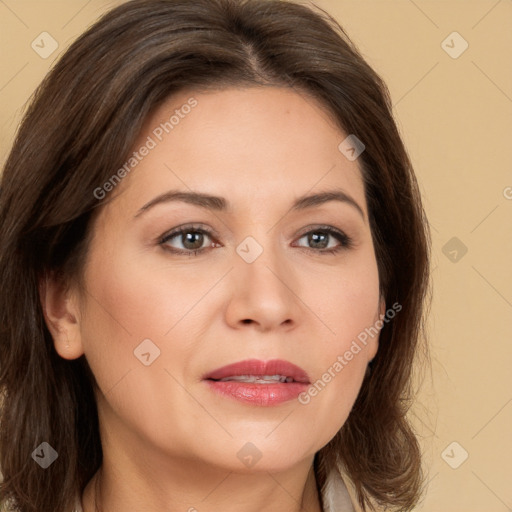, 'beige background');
1,1,511,511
